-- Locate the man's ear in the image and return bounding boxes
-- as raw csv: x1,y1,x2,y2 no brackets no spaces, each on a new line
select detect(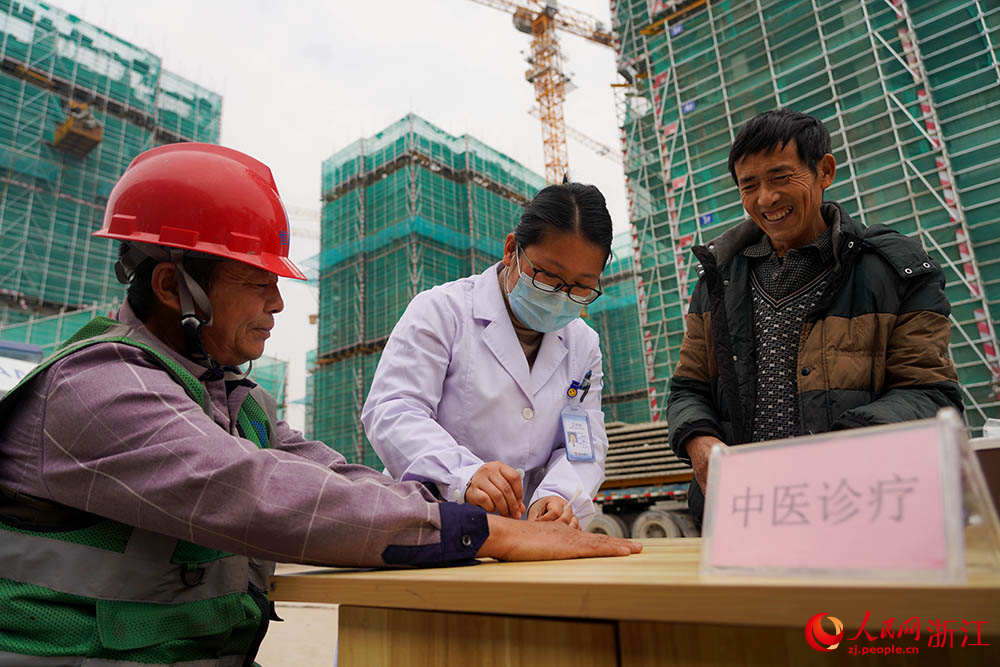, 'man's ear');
150,262,182,314
818,153,836,189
